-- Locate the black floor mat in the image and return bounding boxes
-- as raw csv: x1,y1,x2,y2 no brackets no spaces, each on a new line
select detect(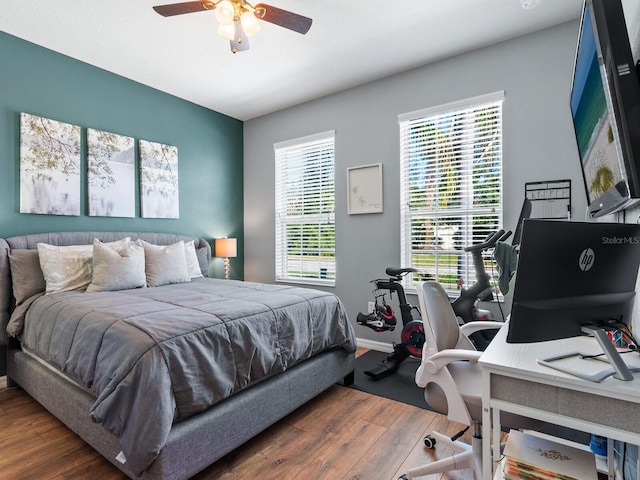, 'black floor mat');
348,350,427,409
